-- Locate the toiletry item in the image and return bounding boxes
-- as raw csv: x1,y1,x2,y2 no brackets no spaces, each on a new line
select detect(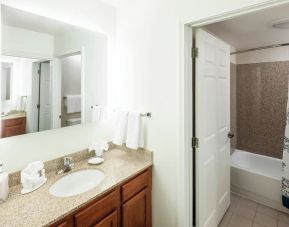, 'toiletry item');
20,161,47,194
88,141,109,165
0,160,9,202
88,157,104,165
